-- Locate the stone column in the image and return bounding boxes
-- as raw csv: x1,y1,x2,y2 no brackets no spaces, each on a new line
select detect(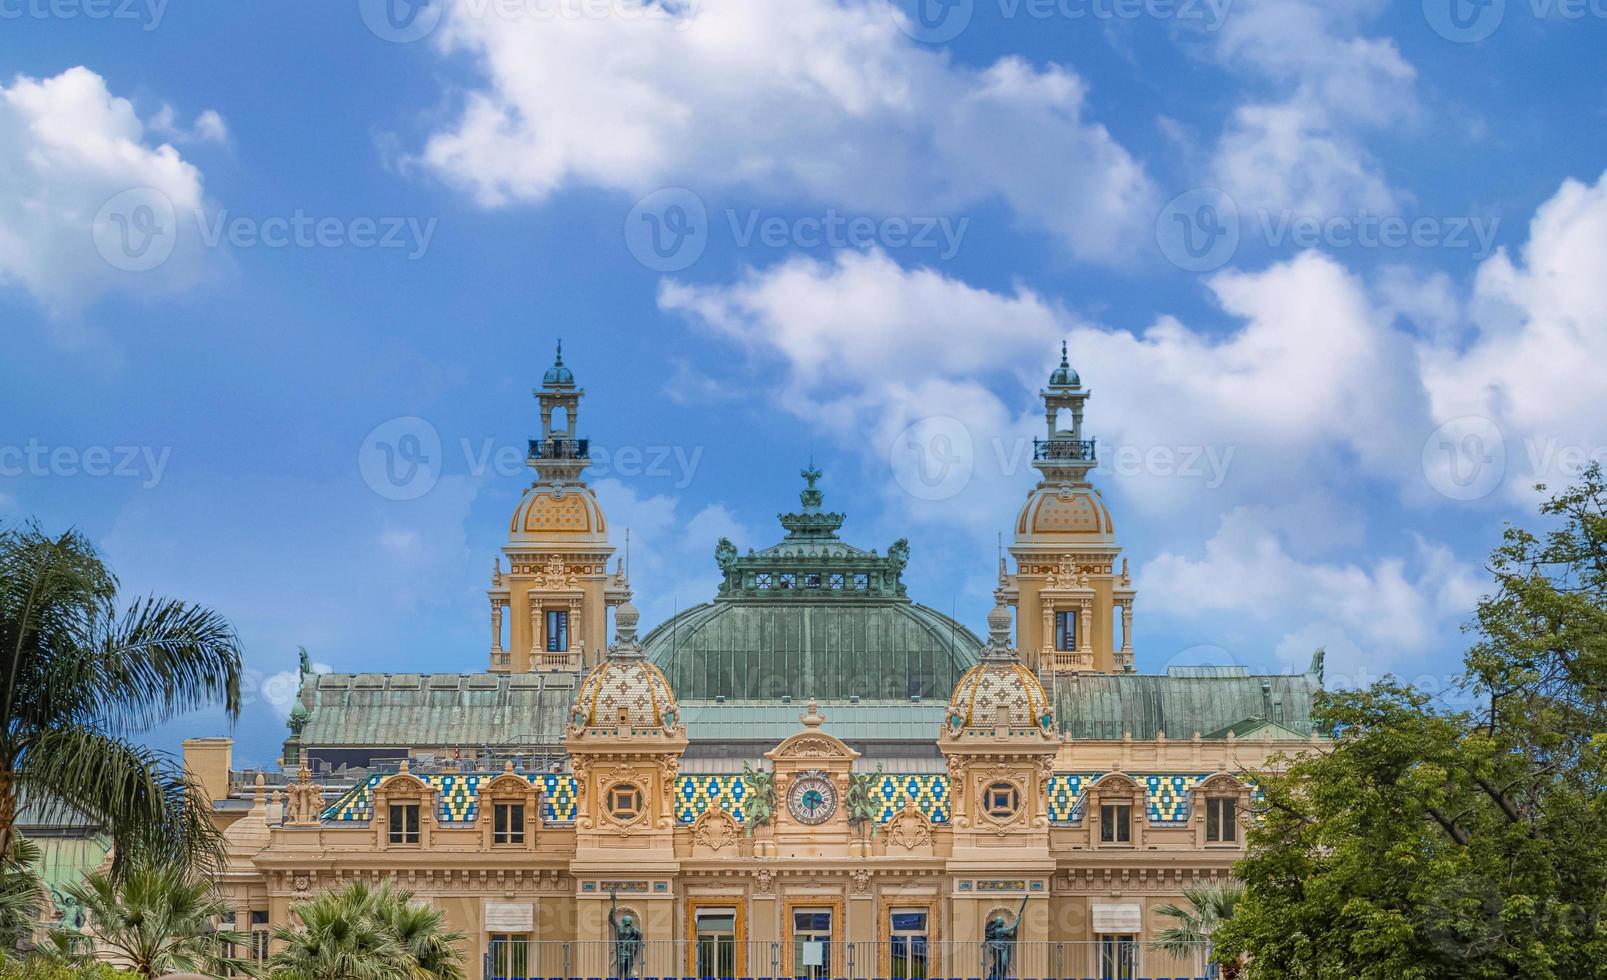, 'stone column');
491,600,504,654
